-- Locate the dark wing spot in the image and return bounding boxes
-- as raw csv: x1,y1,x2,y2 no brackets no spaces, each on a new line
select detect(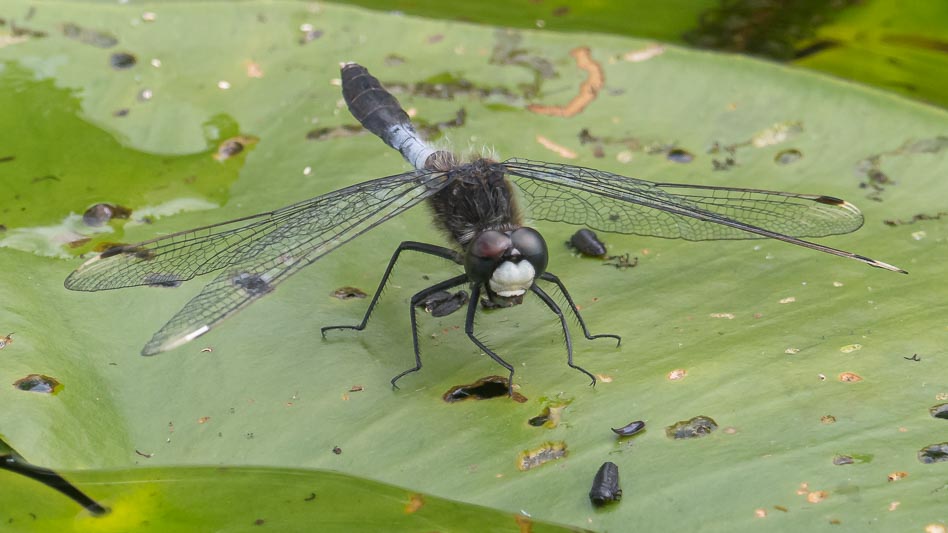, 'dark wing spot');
814,196,846,206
